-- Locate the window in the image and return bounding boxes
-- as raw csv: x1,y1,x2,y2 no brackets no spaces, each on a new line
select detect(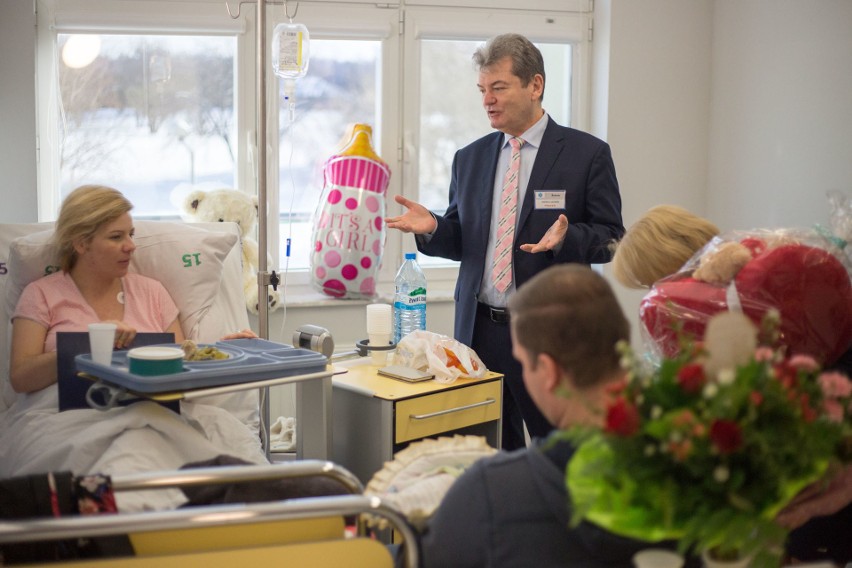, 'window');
37,0,592,297
56,33,237,216
276,39,381,271
415,38,574,268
